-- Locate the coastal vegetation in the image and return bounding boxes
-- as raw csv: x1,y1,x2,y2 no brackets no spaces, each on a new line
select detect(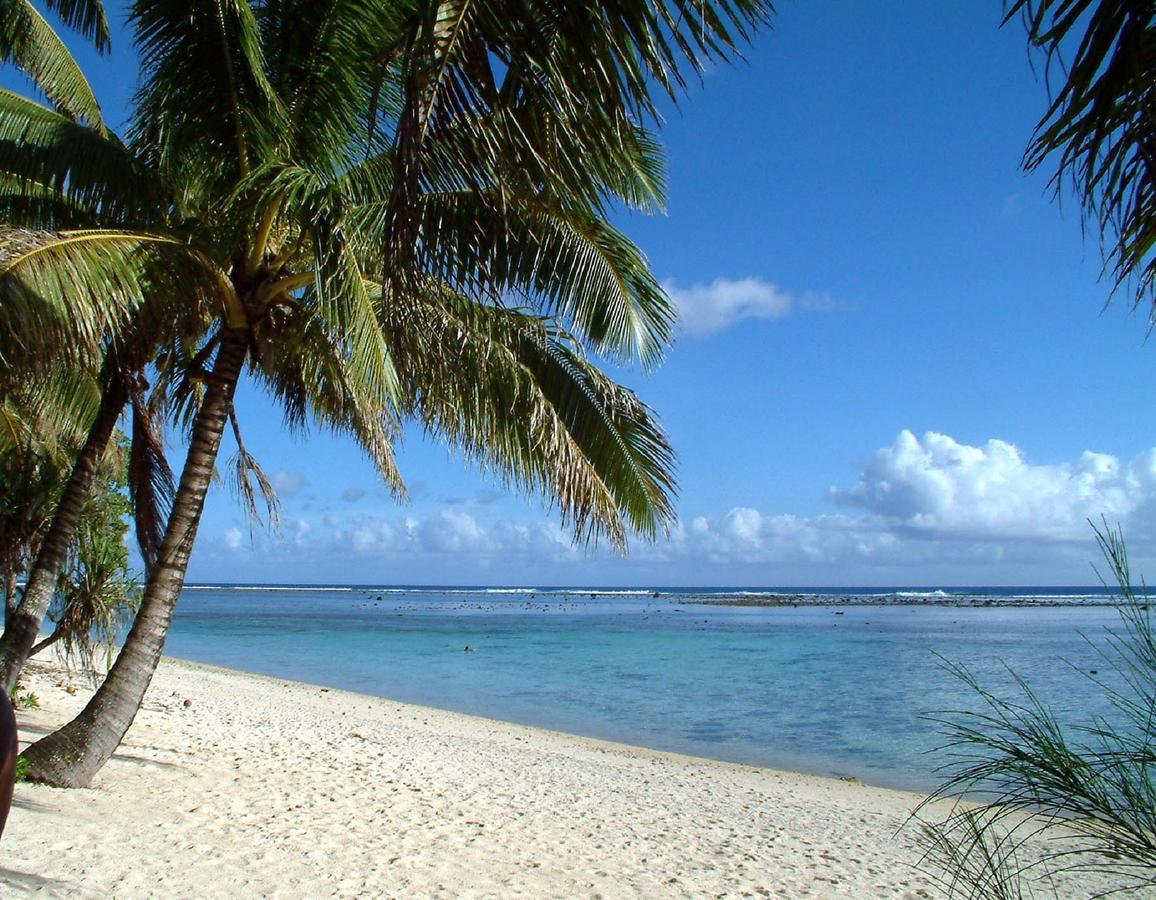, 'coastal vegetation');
0,0,769,787
919,523,1156,895
1,381,138,670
